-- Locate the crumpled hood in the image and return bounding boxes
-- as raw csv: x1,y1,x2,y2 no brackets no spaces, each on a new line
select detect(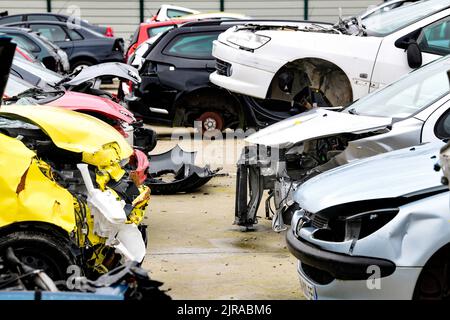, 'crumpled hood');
245,108,392,147
64,62,141,86
0,104,133,160
47,91,135,124
294,142,446,213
